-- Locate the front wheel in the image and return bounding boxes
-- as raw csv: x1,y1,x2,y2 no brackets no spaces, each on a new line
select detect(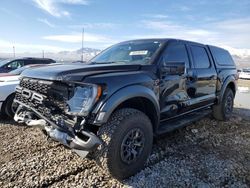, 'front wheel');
212,88,234,121
93,108,153,180
3,94,18,118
